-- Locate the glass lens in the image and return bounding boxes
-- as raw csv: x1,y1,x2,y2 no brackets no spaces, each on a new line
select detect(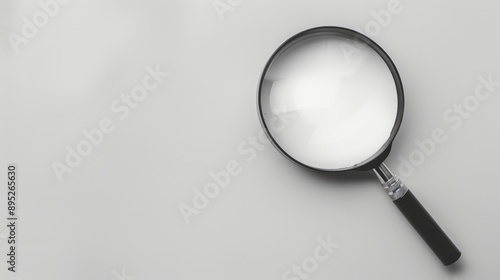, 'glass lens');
259,31,399,171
